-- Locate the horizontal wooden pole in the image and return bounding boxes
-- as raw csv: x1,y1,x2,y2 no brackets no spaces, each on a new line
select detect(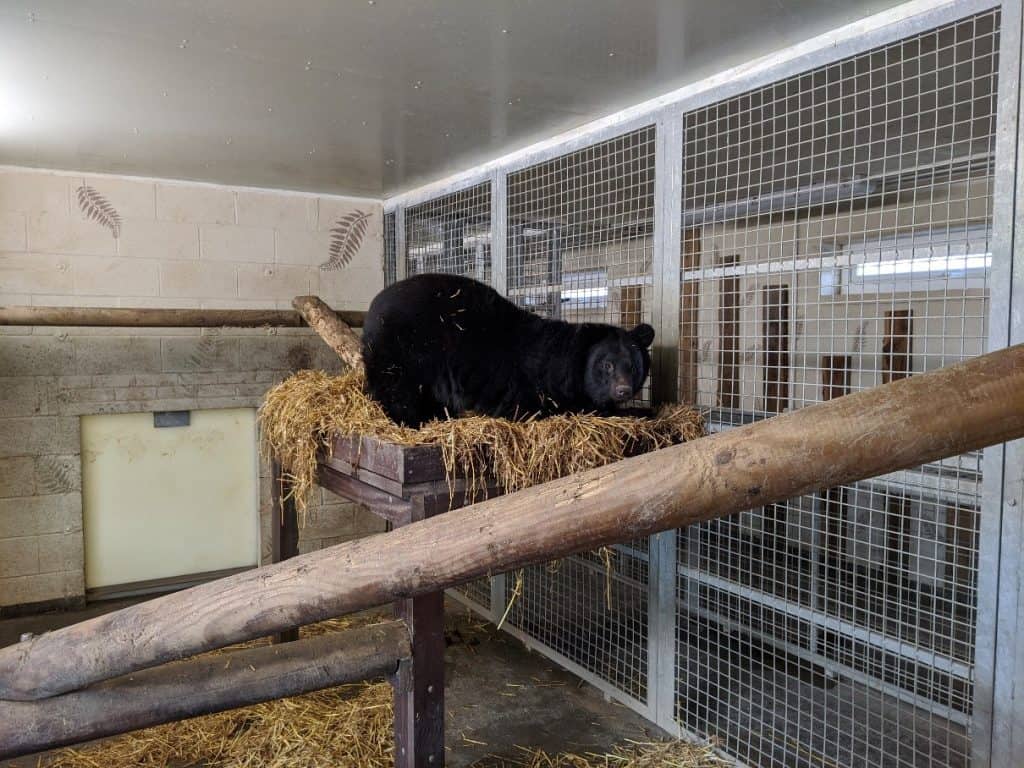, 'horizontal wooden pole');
0,305,366,329
1,344,1022,700
0,620,410,760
